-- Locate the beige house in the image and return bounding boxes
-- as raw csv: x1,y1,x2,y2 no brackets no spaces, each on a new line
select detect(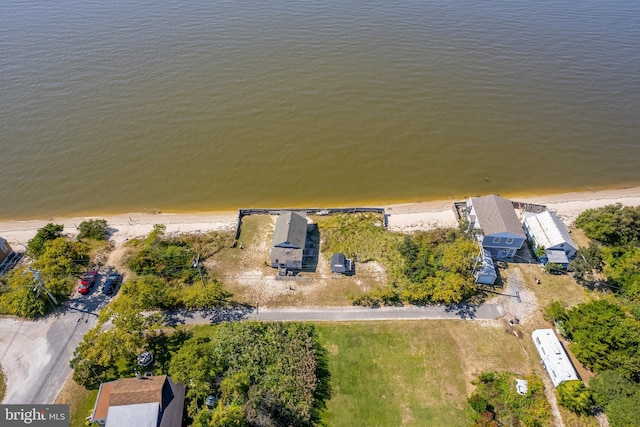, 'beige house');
0,237,13,265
